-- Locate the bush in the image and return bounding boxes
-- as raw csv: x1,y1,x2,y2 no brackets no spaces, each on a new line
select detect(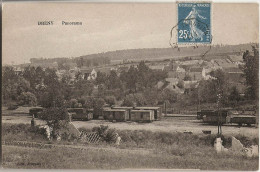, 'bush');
7,102,18,110
18,92,37,106
122,94,135,107
104,96,116,106
2,124,46,142
92,125,117,143
69,99,78,108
